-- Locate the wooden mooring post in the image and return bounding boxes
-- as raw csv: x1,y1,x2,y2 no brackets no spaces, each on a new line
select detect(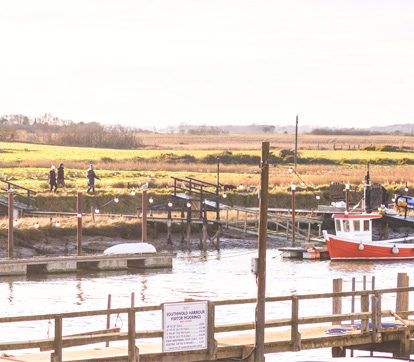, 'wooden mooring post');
77,192,82,256
8,189,14,259
142,190,148,243
106,294,111,348
255,141,269,362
